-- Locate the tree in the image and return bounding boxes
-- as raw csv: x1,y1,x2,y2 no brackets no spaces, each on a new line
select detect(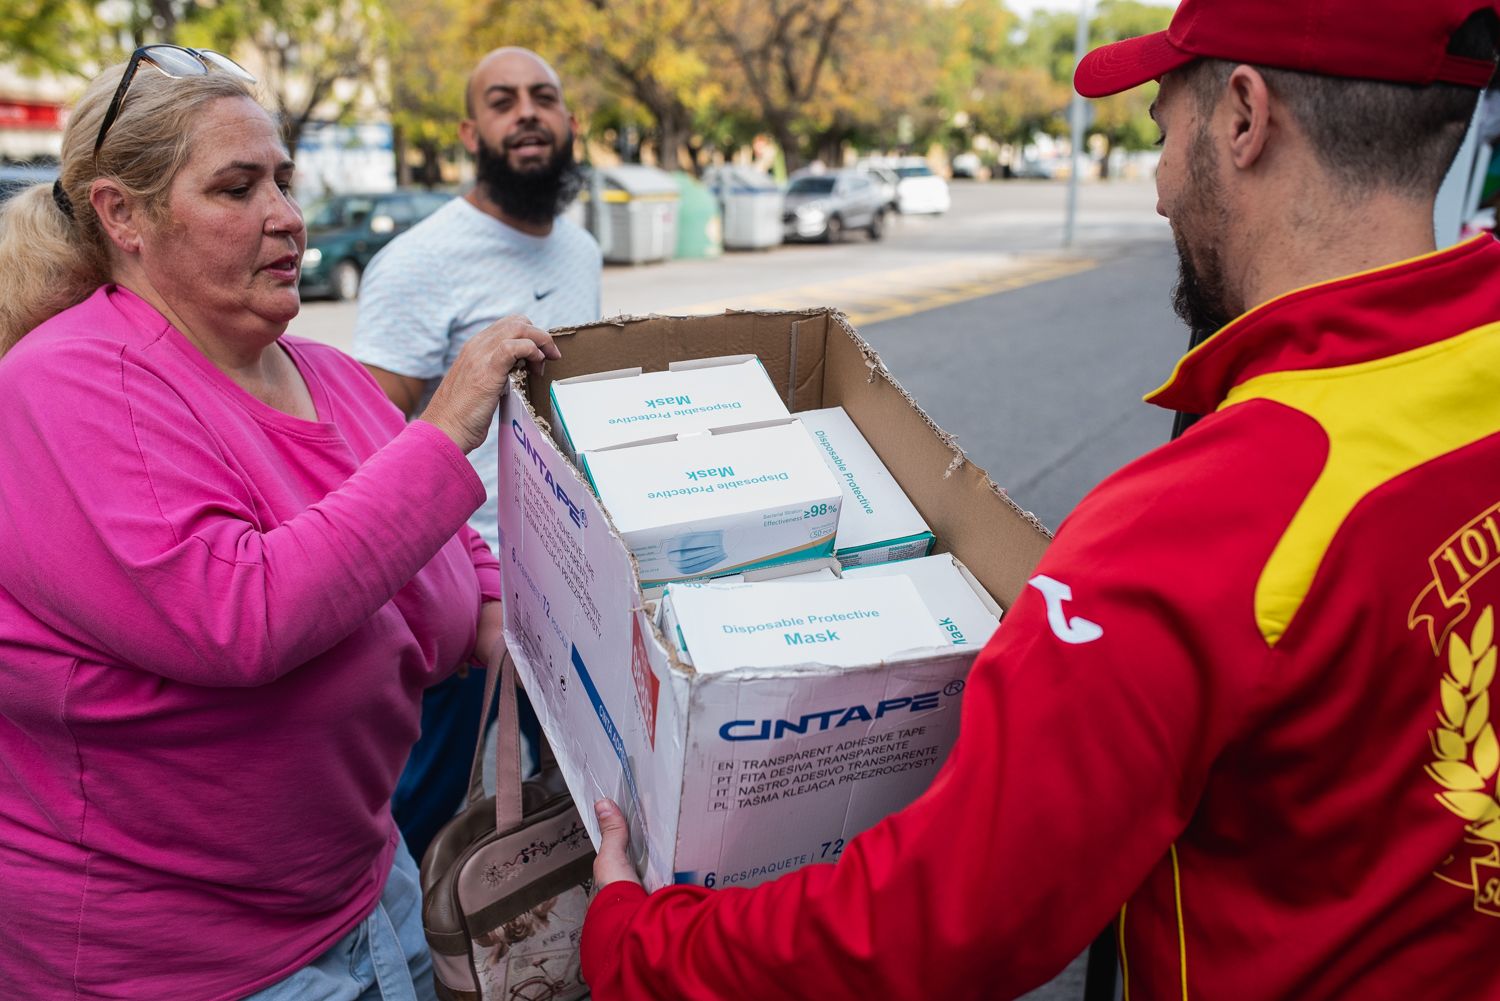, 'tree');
1085,1,1173,176
703,0,955,170
926,0,1016,155
0,0,100,76
969,63,1071,152
382,0,482,184
588,3,702,170
708,0,850,172
180,0,388,158
449,0,724,173
550,0,720,171
802,0,946,160
102,0,201,48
